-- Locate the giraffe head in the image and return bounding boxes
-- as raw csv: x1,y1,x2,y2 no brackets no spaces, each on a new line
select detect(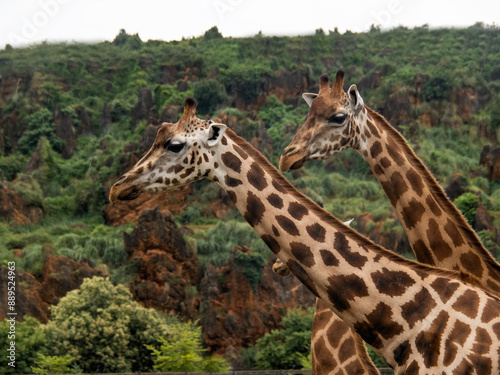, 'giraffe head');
109,97,227,202
279,69,365,172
